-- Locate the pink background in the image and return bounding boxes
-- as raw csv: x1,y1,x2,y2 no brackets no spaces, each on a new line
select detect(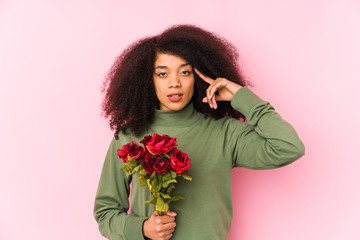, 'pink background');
1,0,359,239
